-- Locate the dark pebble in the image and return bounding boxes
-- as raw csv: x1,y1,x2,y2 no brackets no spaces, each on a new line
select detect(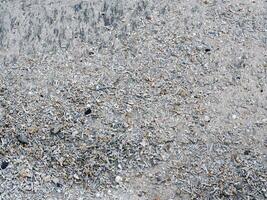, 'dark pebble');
1,161,9,169
50,125,62,134
244,150,250,155
56,183,62,187
84,108,92,115
205,48,211,53
17,134,29,145
146,15,152,20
